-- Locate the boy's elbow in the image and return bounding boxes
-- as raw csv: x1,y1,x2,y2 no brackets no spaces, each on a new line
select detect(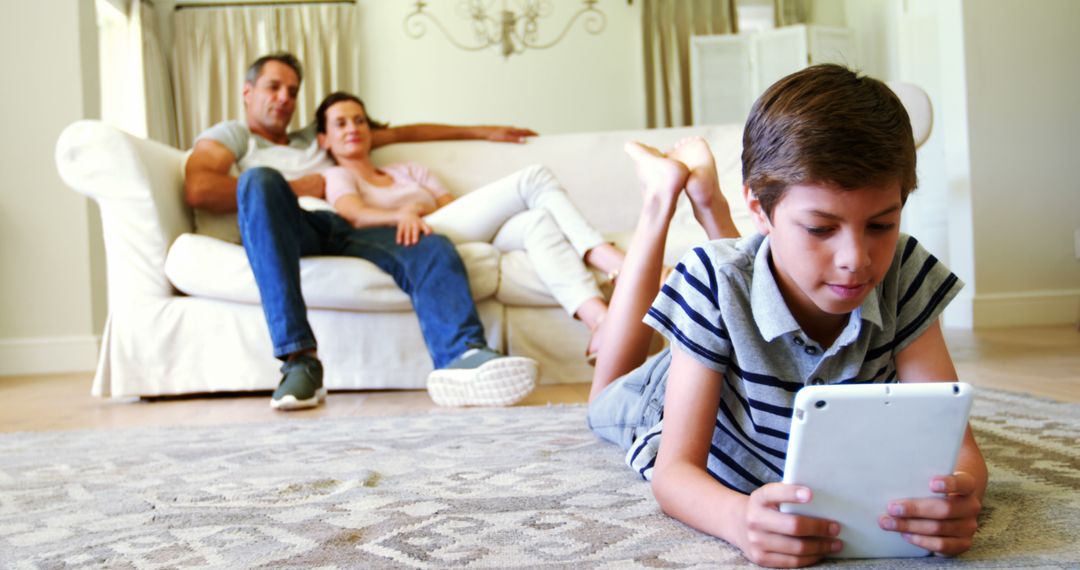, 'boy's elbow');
652,488,677,518
650,468,677,514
